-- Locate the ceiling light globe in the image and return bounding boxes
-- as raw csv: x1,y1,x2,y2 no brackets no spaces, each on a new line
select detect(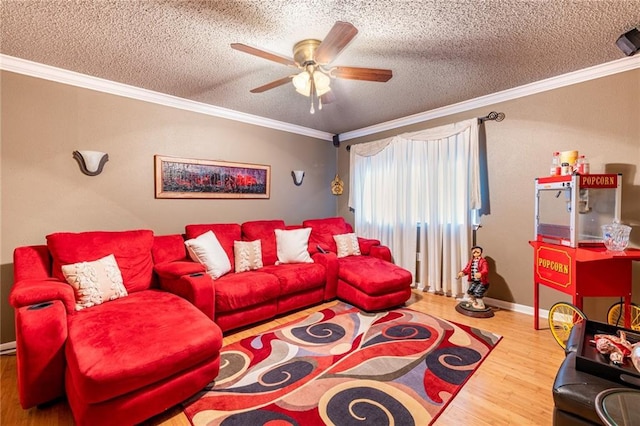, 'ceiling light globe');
292,71,311,96
313,71,331,96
